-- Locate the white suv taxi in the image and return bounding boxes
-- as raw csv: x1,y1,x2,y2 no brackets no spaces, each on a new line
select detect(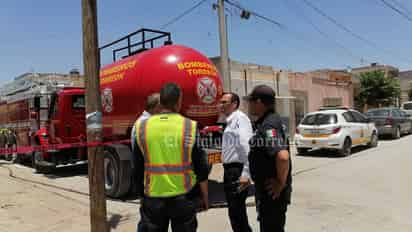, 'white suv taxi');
295,108,378,156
